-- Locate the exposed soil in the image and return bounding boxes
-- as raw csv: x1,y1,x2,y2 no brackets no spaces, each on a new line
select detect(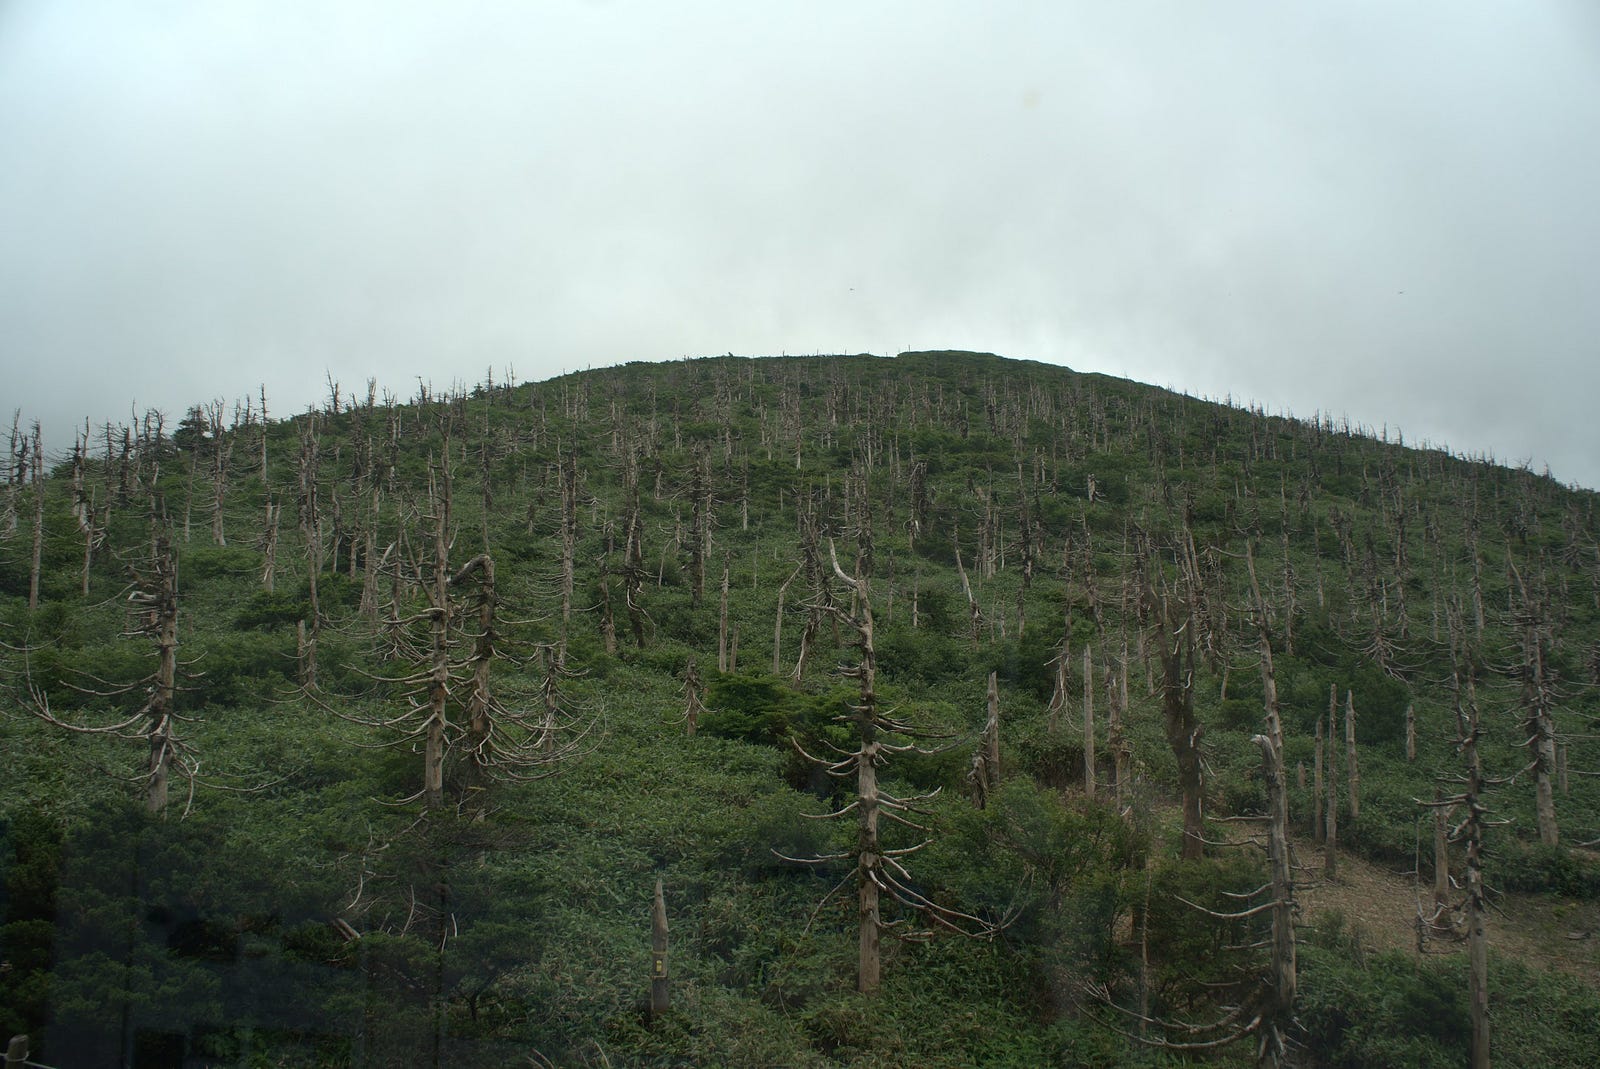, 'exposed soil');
1289,837,1600,984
